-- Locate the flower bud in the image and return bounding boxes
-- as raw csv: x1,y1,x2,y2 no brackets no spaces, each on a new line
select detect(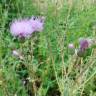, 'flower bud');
68,43,75,55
